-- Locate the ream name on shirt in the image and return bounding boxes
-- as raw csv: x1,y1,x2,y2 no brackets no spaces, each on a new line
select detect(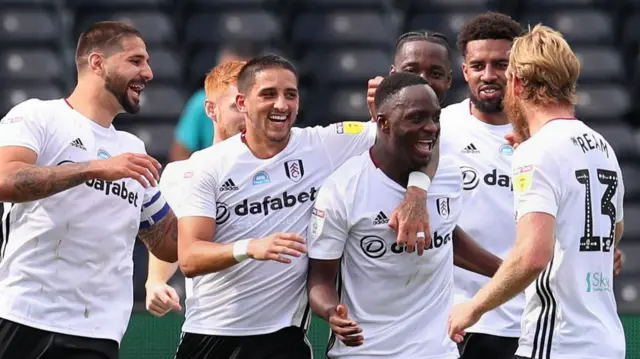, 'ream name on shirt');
86,179,140,207
571,132,610,158
234,187,318,217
